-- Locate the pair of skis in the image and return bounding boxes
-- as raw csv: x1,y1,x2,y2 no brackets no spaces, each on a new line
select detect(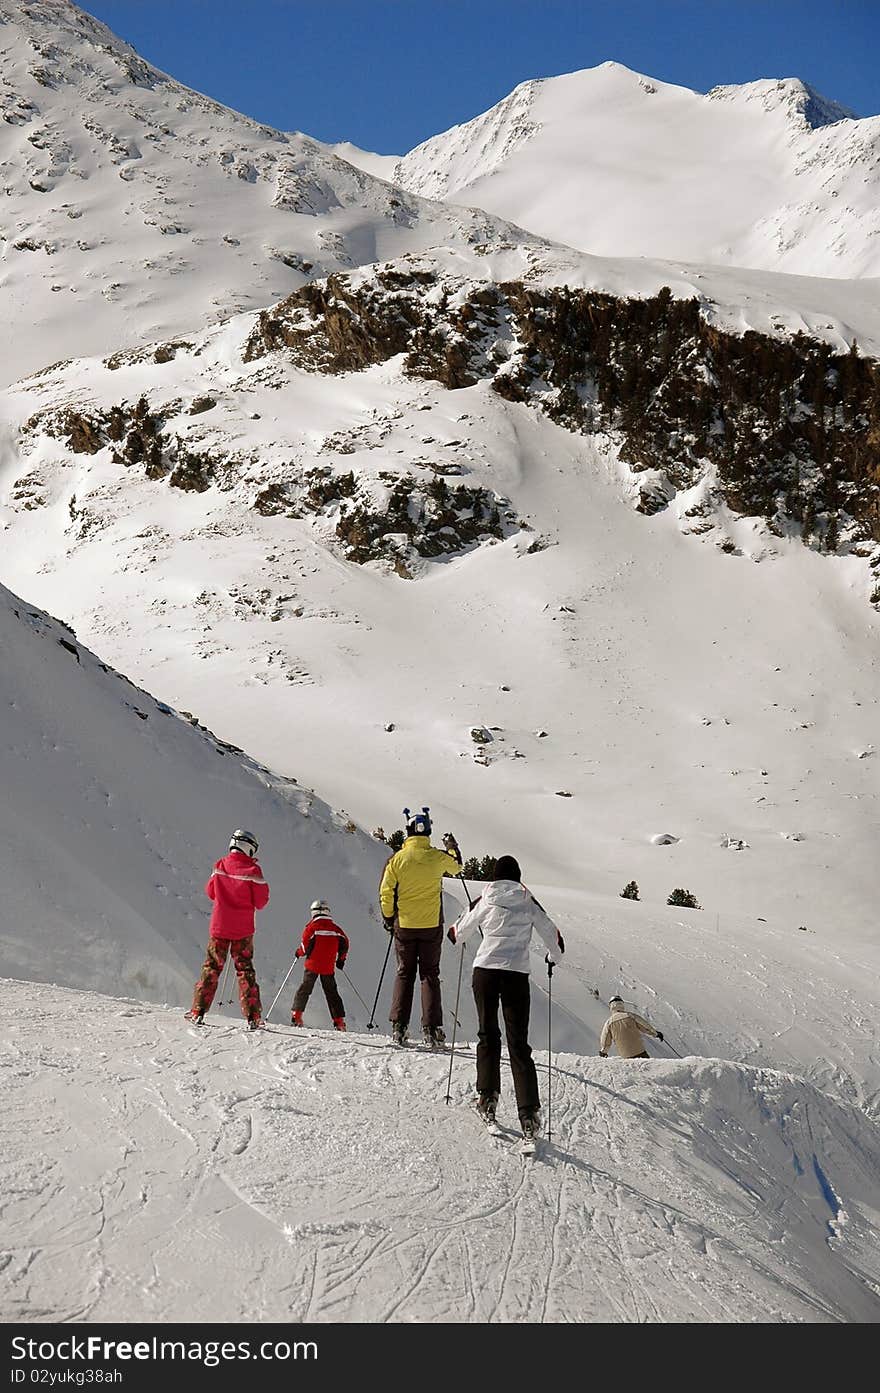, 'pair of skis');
391,1034,448,1052
472,1099,539,1157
